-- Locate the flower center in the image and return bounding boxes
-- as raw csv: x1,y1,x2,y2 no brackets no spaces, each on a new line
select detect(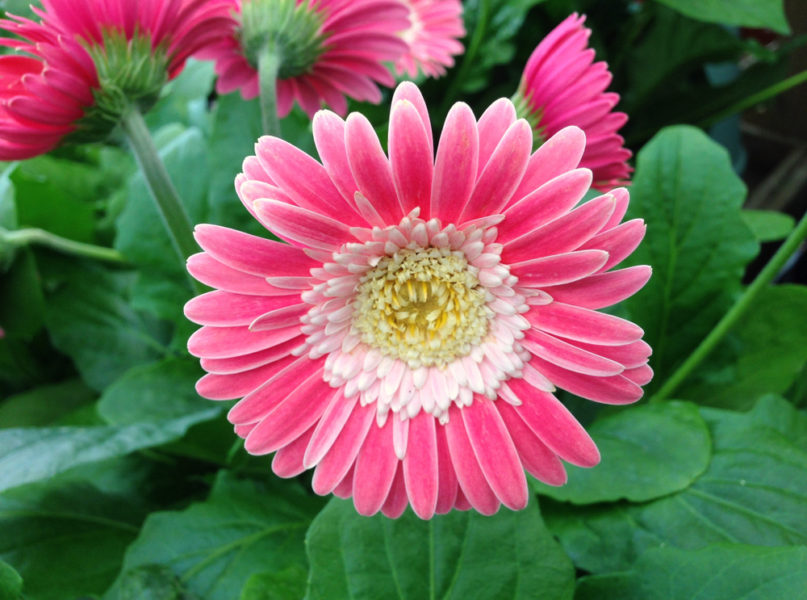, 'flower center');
352,247,490,368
